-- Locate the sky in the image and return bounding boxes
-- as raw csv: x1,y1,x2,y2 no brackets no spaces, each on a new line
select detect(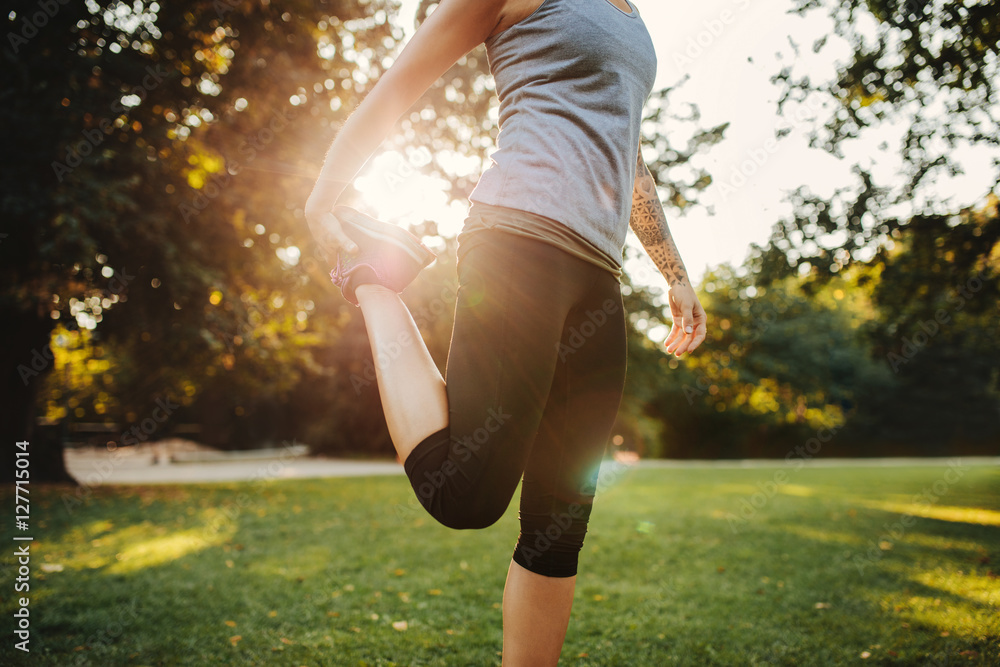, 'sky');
354,0,997,288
